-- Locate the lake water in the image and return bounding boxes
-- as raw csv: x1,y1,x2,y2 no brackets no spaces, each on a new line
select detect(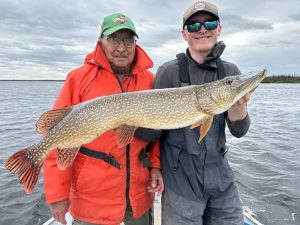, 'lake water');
0,81,299,225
